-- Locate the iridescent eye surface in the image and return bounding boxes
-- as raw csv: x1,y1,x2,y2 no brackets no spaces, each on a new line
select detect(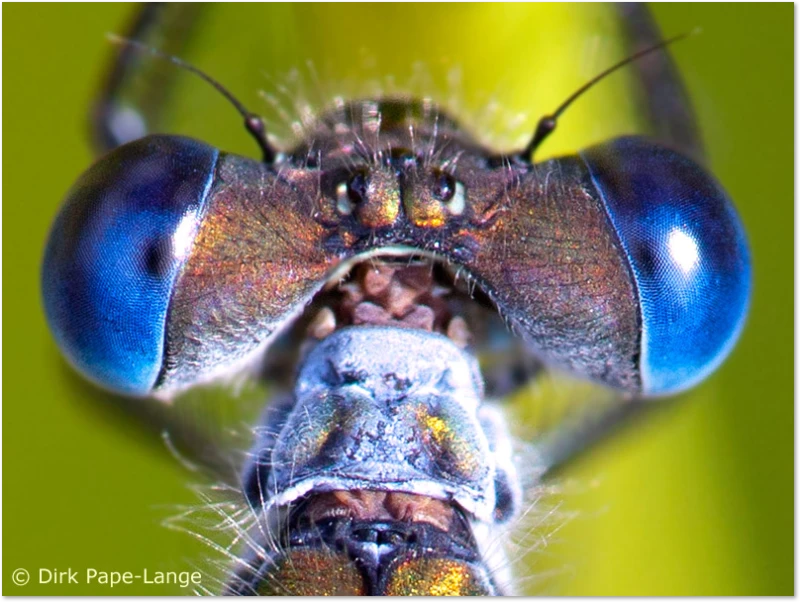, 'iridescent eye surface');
581,136,751,395
41,135,218,395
